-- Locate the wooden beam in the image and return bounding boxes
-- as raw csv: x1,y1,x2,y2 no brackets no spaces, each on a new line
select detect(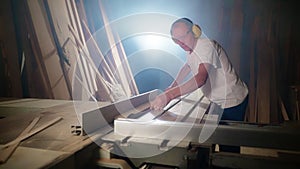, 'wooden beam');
44,0,73,99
